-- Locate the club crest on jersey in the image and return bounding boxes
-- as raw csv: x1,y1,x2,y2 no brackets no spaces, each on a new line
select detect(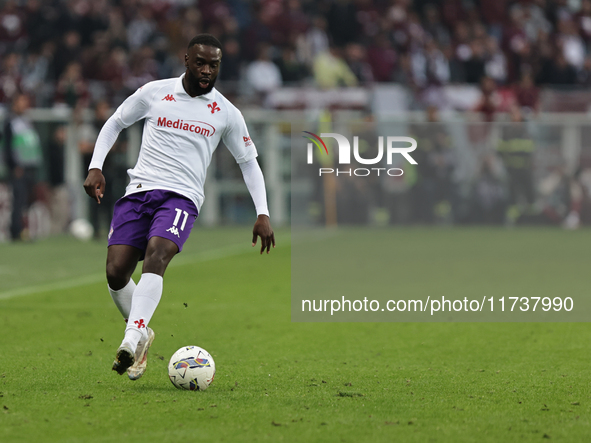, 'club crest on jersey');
208,102,221,114
162,94,176,102
166,226,181,238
